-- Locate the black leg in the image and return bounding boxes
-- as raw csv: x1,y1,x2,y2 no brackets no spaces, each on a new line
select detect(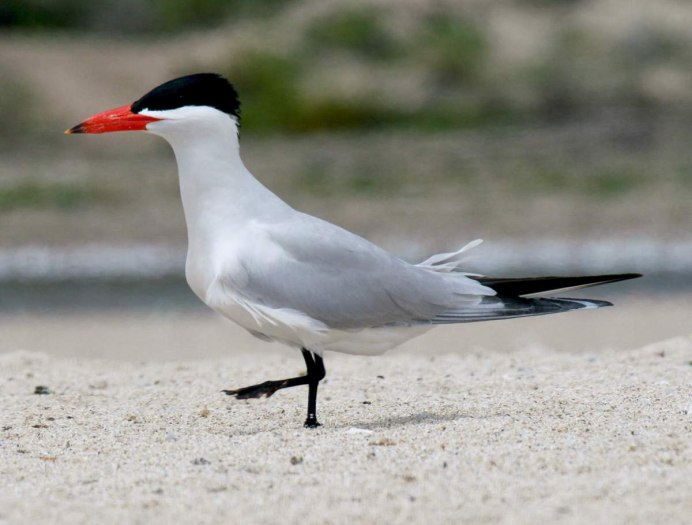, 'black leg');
223,348,326,428
304,352,325,428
